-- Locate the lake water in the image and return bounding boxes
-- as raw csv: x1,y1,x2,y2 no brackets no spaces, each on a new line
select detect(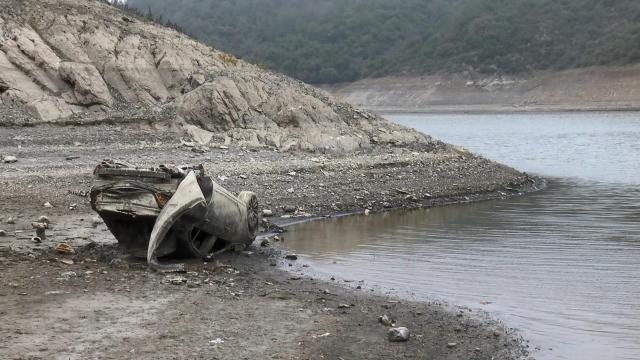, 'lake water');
284,112,640,360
